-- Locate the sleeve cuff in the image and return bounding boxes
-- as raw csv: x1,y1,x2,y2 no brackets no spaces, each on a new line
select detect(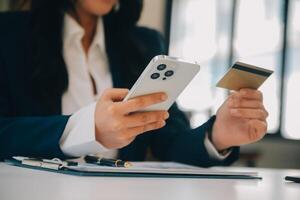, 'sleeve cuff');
59,102,110,157
204,133,232,160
